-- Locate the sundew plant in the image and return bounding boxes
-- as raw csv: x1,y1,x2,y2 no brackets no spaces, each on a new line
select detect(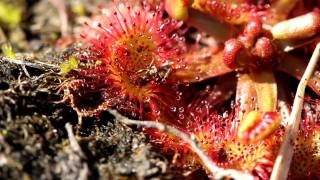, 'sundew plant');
62,0,320,179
